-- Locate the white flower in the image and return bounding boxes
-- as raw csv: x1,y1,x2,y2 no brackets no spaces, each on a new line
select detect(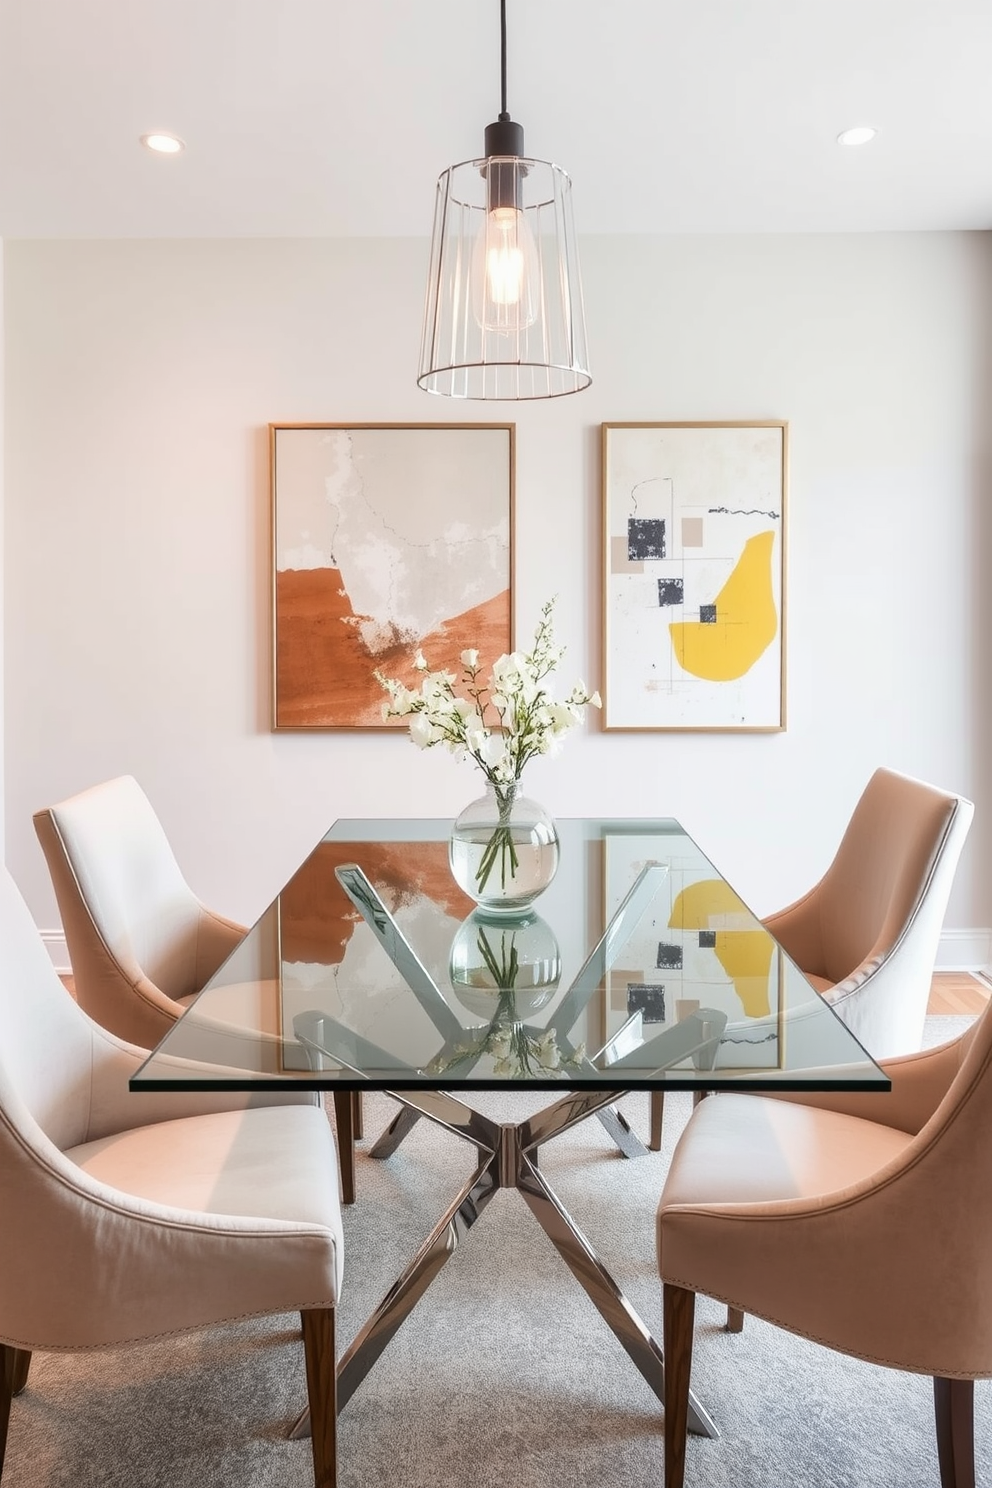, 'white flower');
547,702,578,734
489,1029,512,1059
409,714,437,749
376,595,599,792
479,734,507,769
538,1039,560,1070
